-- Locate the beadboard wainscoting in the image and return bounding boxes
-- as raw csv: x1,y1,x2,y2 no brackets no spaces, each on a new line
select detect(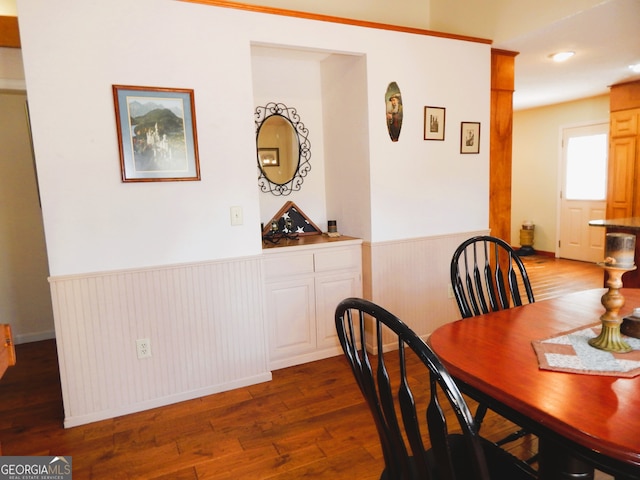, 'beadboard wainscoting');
364,230,489,353
49,255,271,428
